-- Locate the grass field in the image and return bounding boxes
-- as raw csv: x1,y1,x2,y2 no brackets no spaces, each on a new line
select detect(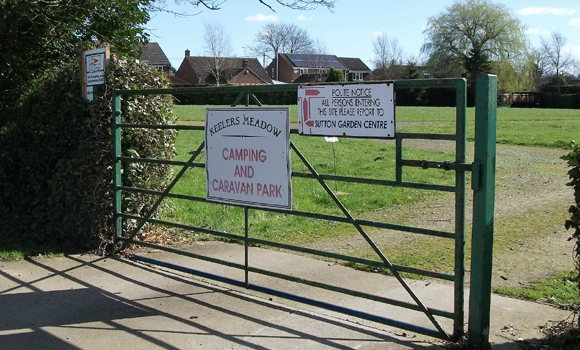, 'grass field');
166,104,580,305
175,105,580,148
396,106,580,148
